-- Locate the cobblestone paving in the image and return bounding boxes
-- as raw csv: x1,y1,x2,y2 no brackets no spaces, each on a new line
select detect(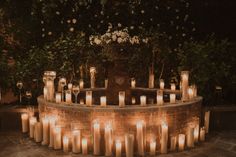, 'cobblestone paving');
0,131,236,157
